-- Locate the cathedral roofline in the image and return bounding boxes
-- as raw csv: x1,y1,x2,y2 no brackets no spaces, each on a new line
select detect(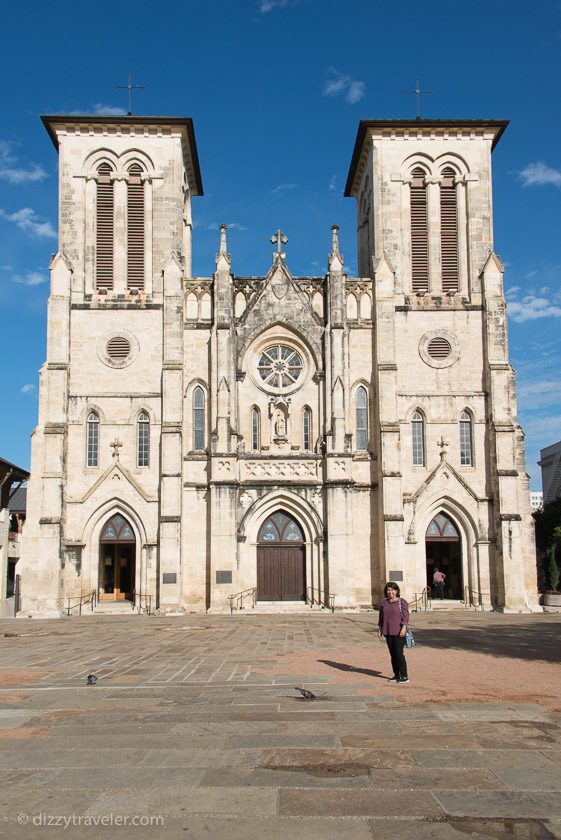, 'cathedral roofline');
344,118,509,197
40,115,203,195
